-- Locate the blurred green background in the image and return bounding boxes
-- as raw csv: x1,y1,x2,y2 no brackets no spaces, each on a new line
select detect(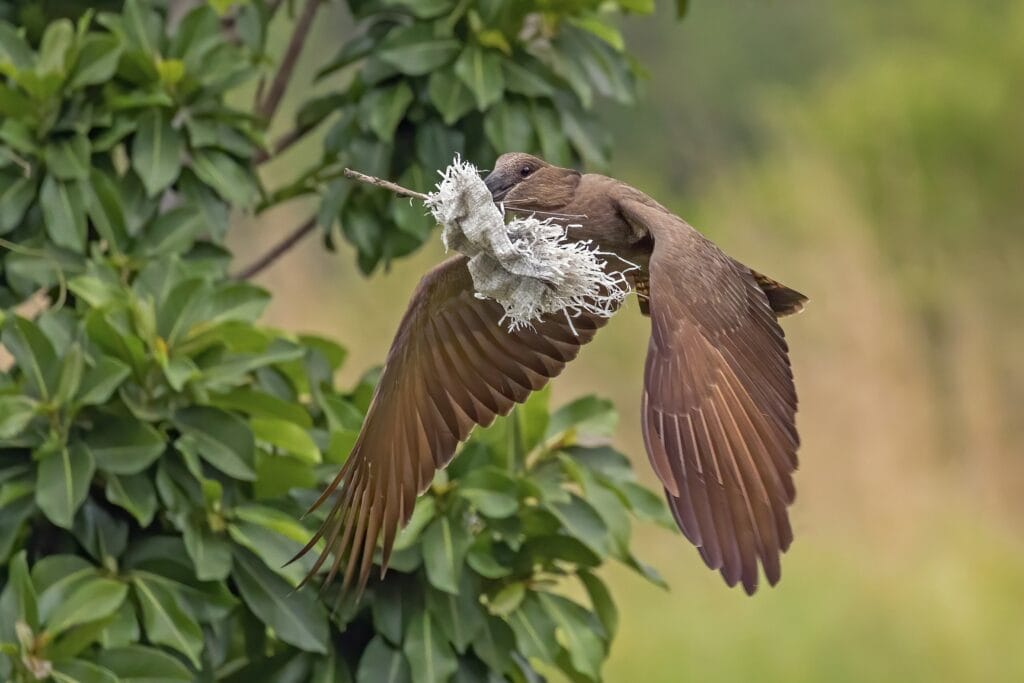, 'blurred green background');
230,1,1024,680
